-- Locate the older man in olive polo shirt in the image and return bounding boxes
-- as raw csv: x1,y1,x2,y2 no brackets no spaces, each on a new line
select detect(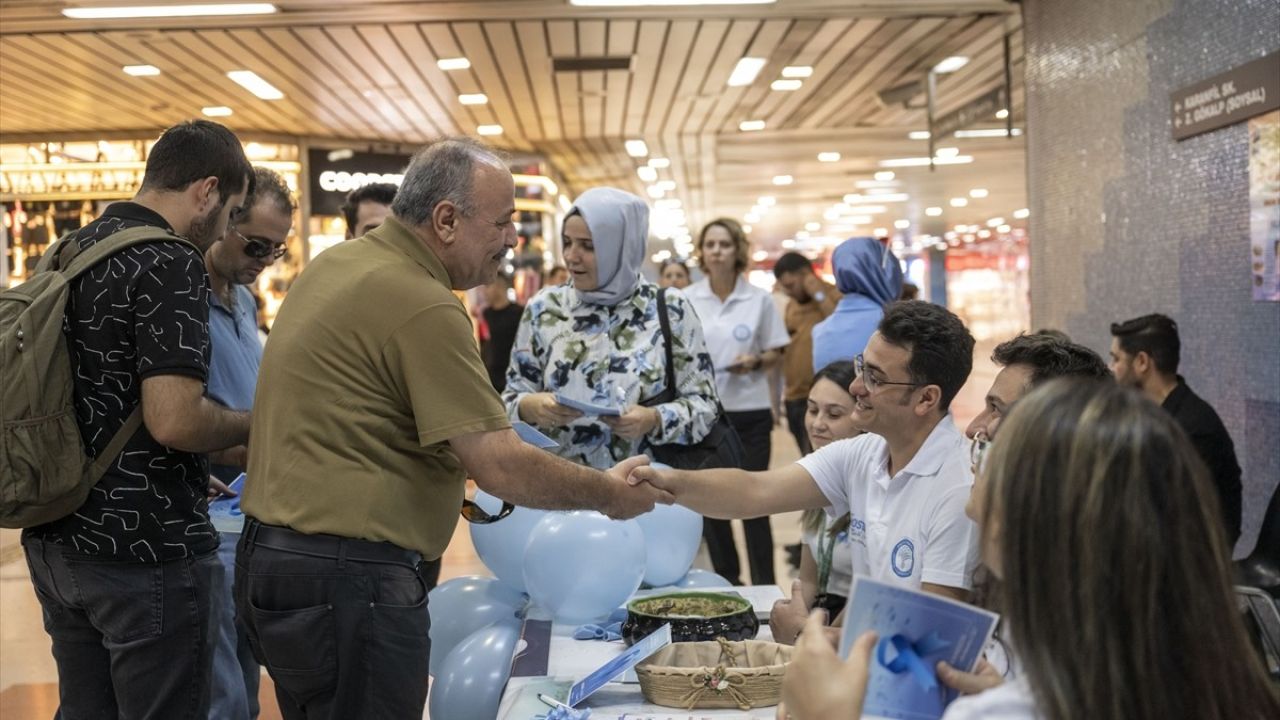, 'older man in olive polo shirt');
235,138,668,719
